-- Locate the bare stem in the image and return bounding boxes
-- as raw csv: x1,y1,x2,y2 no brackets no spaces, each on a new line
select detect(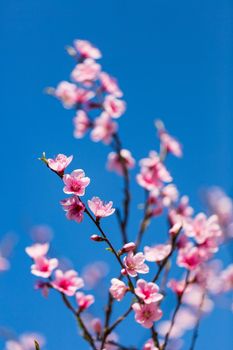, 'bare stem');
162,271,190,350
189,292,205,350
